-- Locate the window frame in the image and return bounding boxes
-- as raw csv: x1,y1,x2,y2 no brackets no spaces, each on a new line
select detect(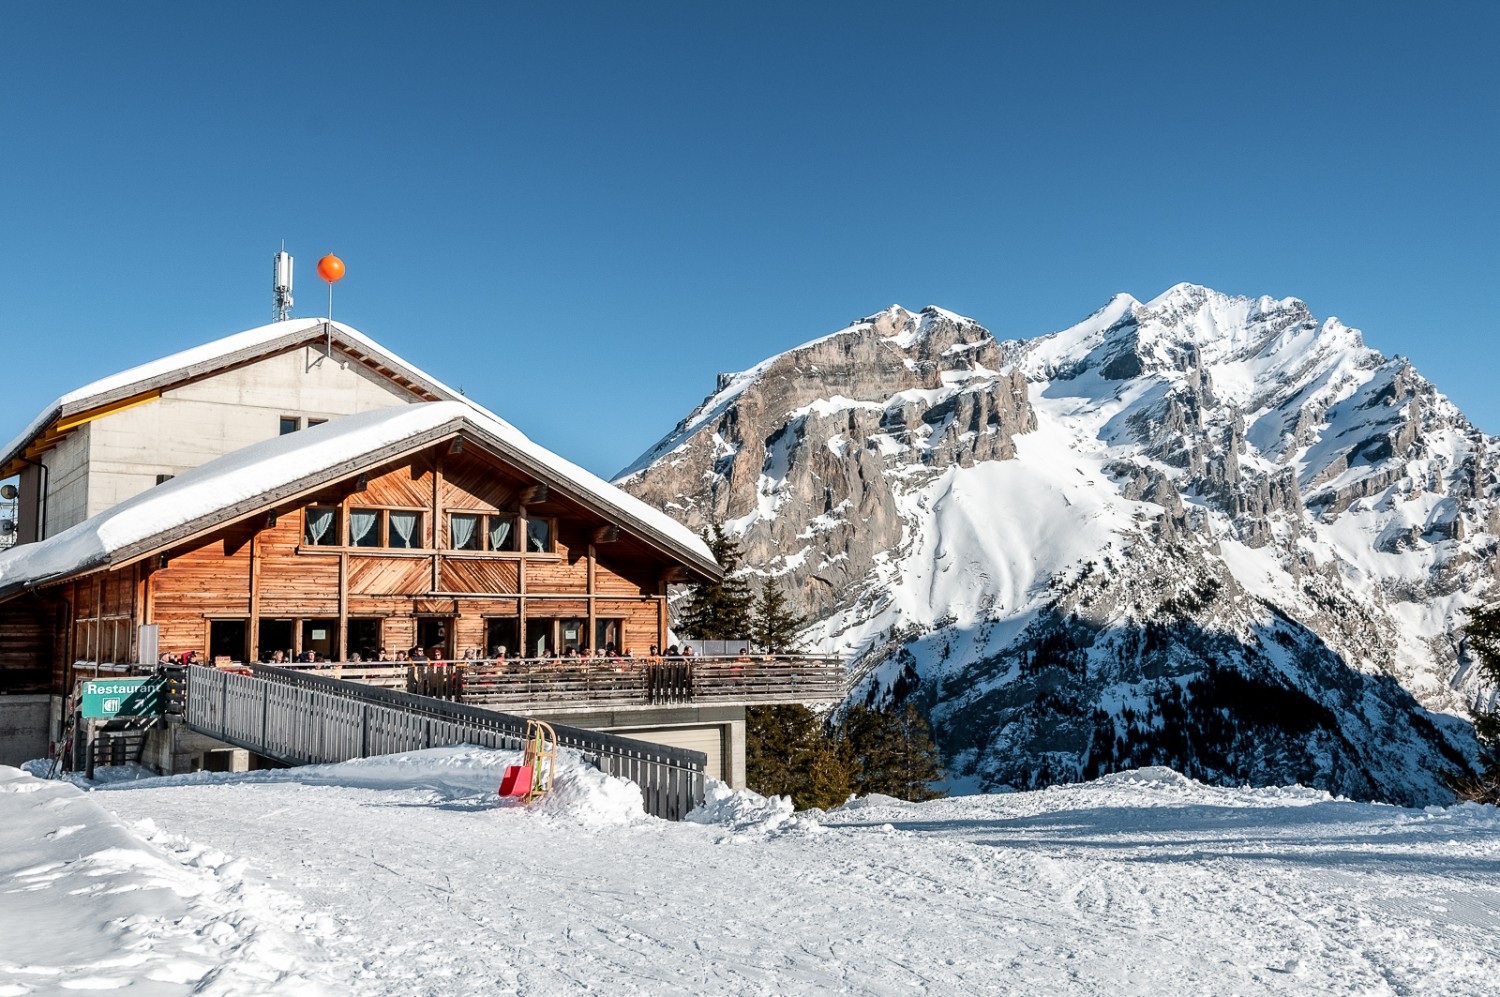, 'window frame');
444,511,527,553
303,506,342,547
